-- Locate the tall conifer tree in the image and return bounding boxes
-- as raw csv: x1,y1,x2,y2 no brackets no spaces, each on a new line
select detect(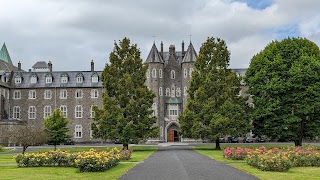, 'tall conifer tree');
92,38,158,149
